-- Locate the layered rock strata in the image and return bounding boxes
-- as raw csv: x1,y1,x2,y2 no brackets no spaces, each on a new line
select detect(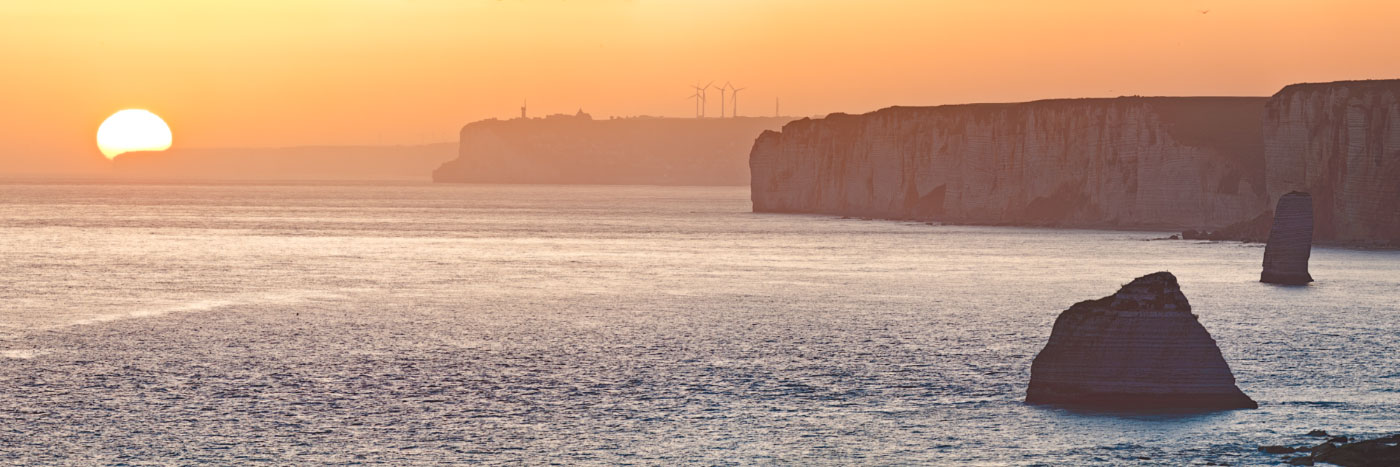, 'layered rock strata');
750,97,1269,230
1261,192,1315,285
434,113,792,186
1264,80,1400,246
1026,272,1257,410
